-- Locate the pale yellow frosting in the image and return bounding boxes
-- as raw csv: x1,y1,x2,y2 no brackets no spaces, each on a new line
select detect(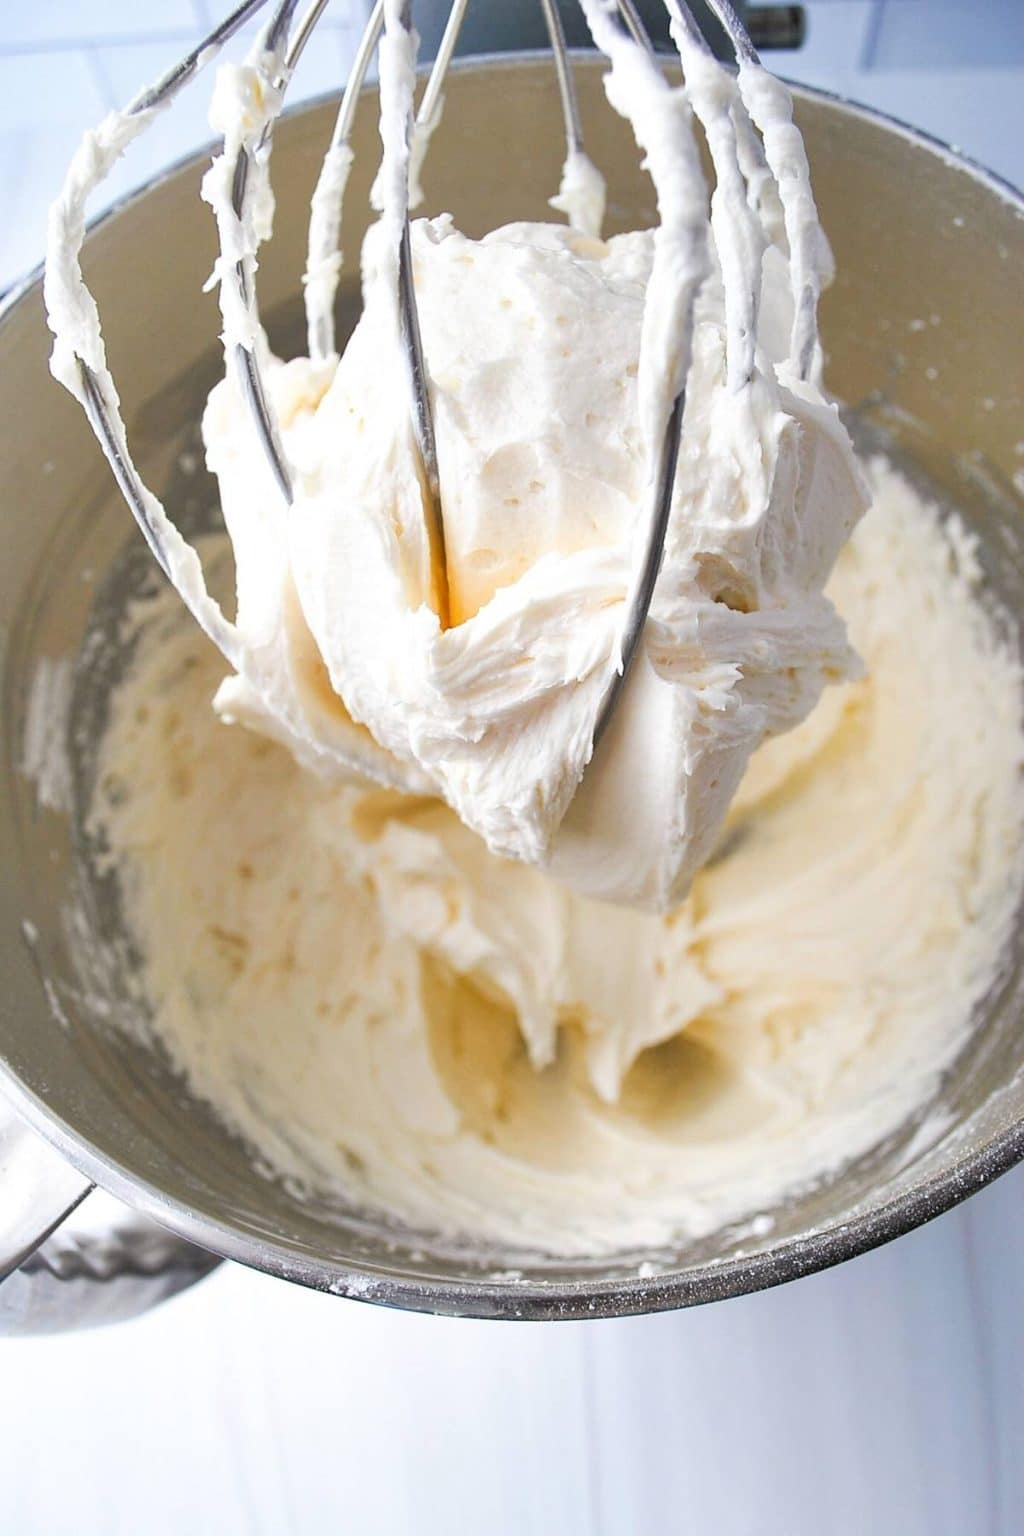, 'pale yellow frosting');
86,459,1024,1255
